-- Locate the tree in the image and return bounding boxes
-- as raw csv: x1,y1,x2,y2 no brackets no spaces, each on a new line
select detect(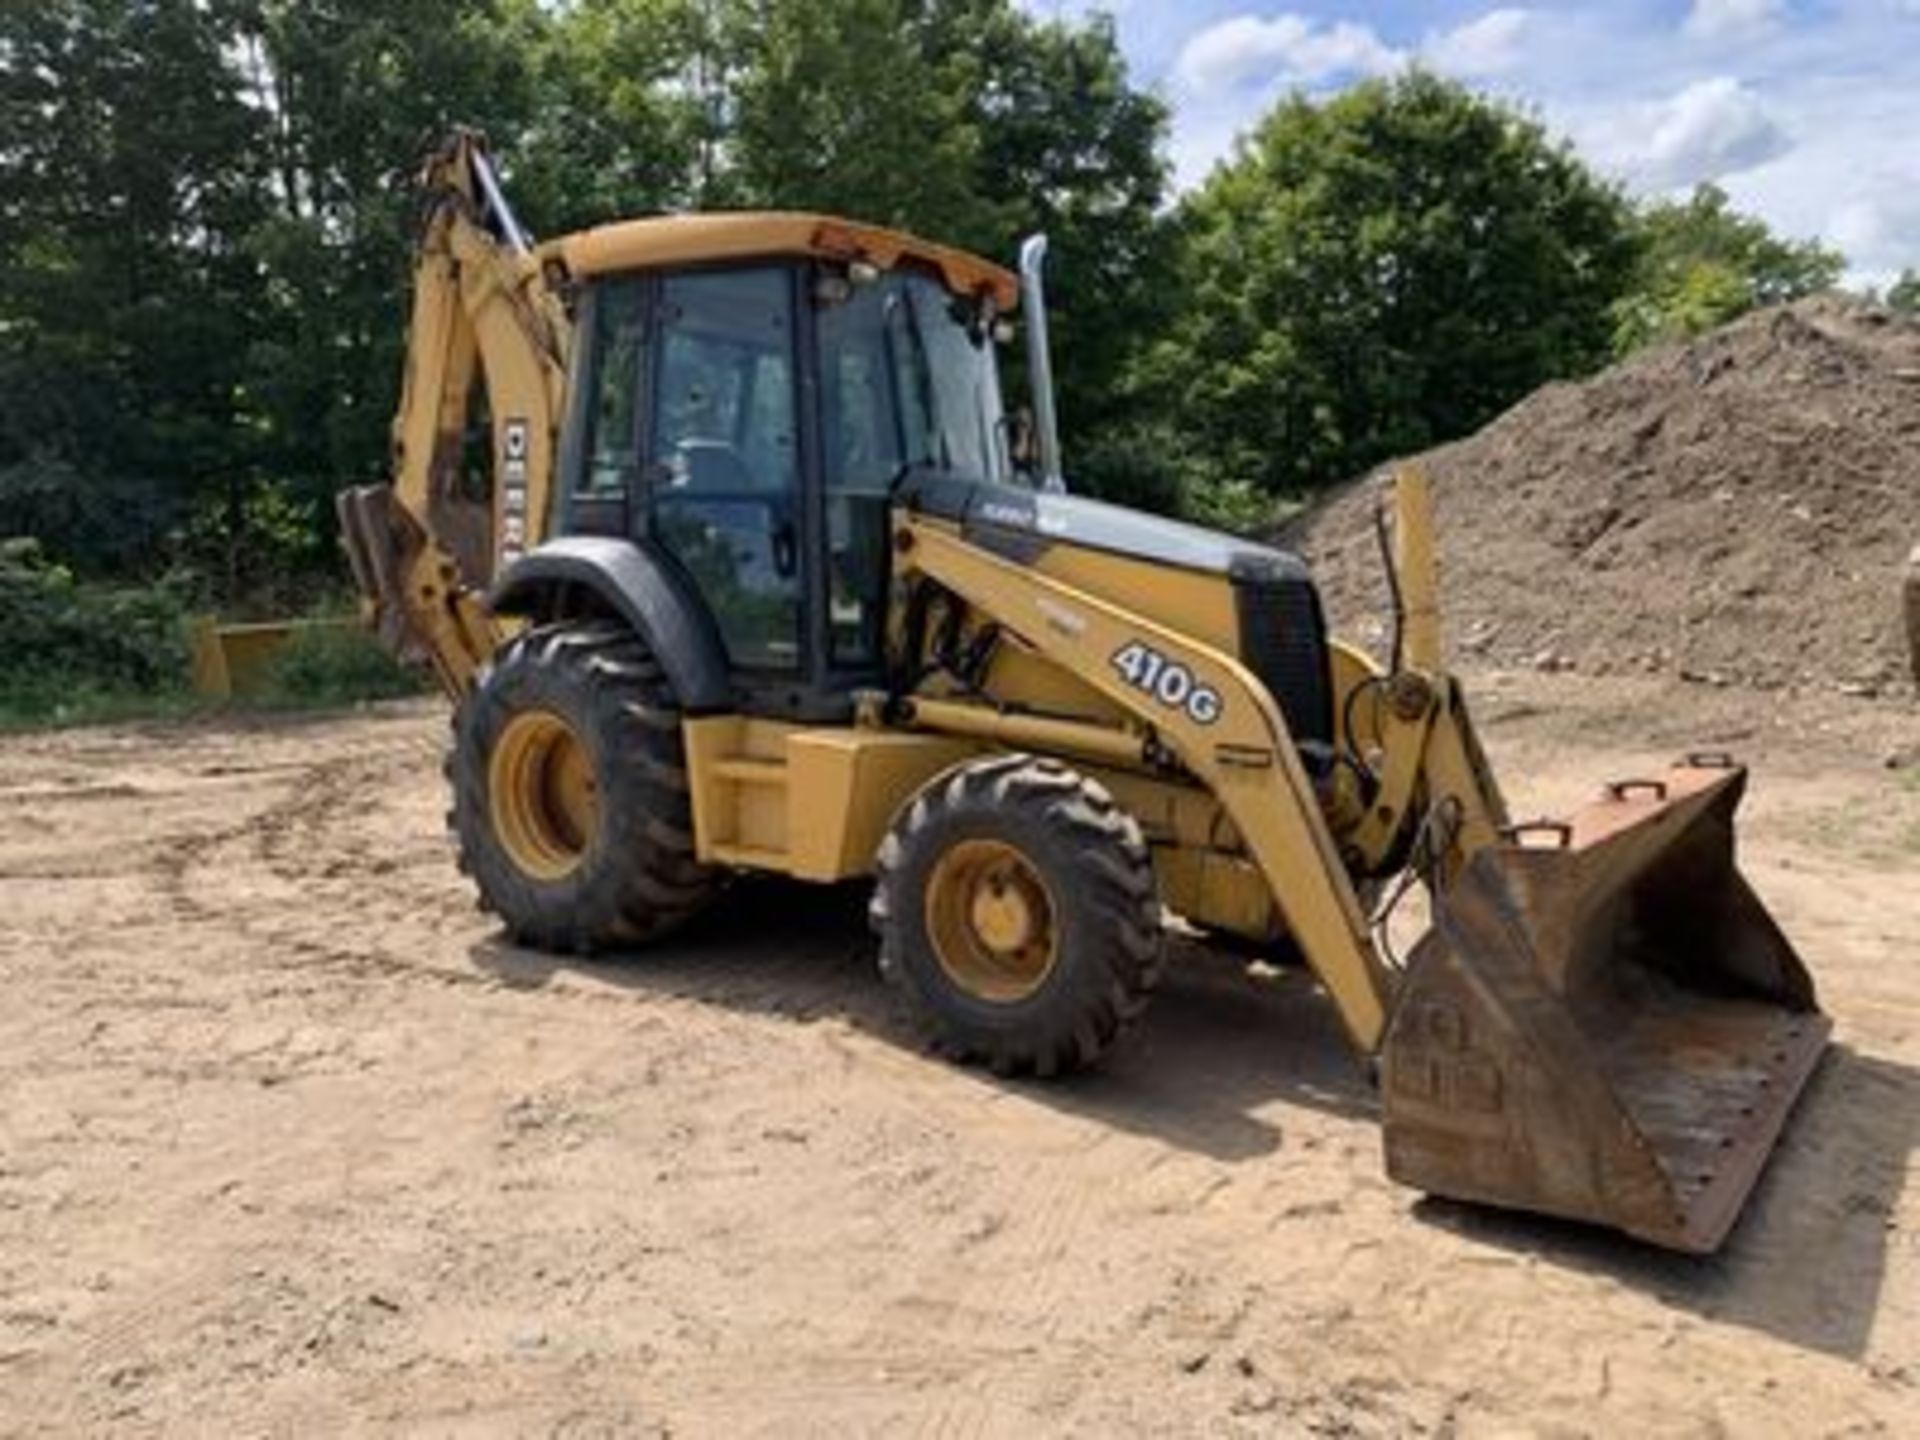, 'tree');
559,0,1173,494
950,8,1173,486
0,0,555,603
1145,72,1637,497
1611,183,1844,353
231,0,544,545
1887,269,1920,314
727,0,982,237
0,0,270,579
505,0,718,231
